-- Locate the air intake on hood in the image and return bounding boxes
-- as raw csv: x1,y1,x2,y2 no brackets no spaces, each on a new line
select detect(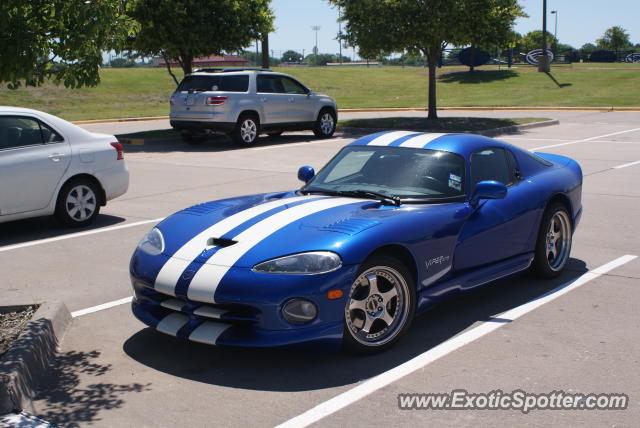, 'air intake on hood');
180,202,228,216
207,237,237,248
